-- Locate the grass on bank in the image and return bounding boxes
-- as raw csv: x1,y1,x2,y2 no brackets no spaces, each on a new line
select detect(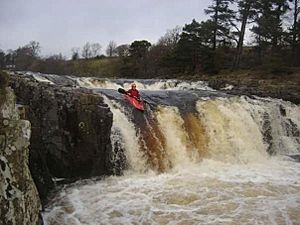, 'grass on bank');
197,68,300,89
69,58,122,77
